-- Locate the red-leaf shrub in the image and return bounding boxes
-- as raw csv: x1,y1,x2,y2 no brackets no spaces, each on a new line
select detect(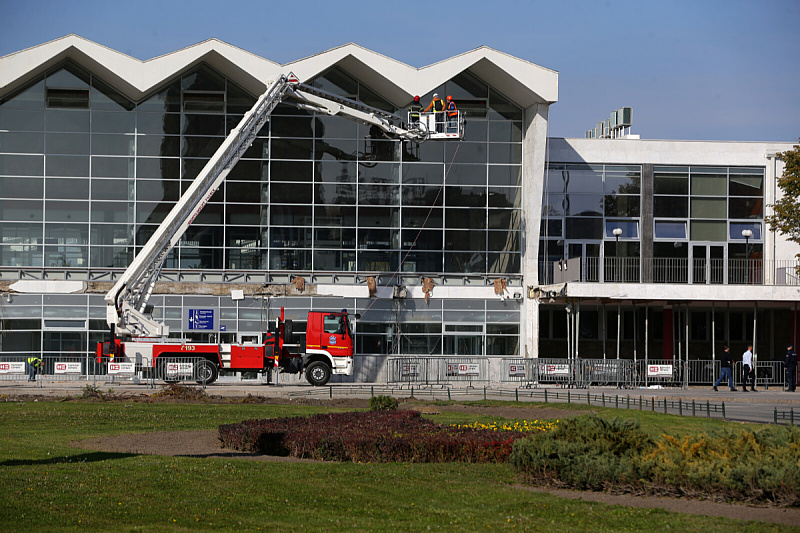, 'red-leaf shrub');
219,410,528,463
